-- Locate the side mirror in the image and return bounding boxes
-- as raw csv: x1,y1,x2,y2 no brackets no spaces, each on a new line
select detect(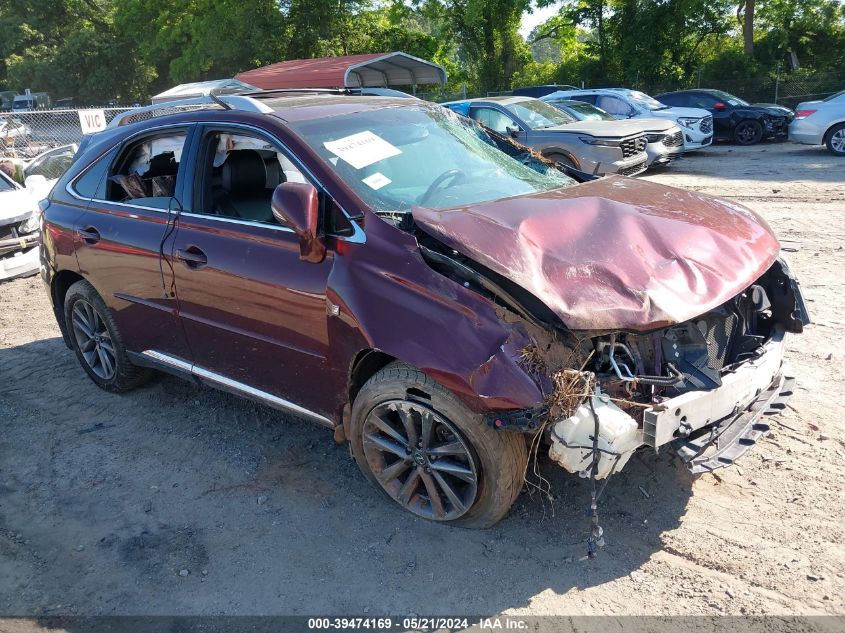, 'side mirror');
713,101,727,111
271,182,326,263
506,126,520,138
